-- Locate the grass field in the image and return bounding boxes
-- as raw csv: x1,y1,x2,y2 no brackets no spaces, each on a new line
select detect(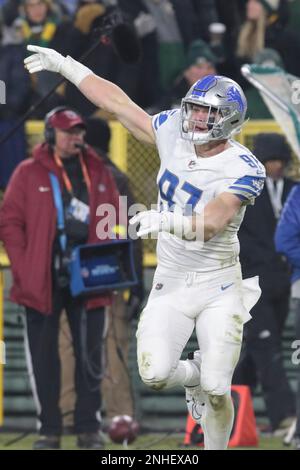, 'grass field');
0,433,293,450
